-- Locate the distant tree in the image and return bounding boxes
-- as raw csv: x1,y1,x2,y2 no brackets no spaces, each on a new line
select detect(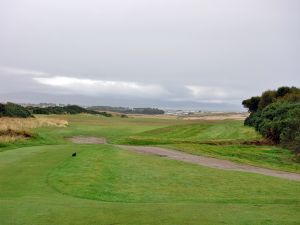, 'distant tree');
87,106,165,115
0,102,32,118
26,105,112,117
